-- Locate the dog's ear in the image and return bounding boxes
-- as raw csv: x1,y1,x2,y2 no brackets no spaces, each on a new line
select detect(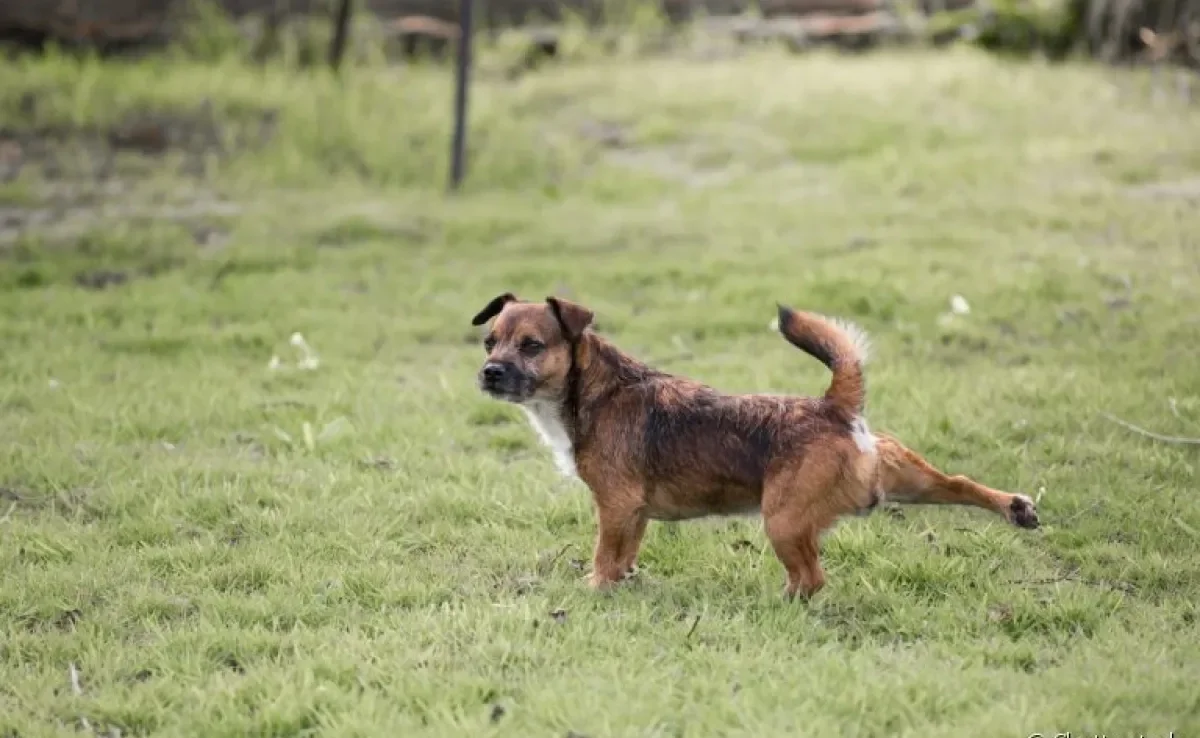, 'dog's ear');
471,293,518,326
546,296,594,340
